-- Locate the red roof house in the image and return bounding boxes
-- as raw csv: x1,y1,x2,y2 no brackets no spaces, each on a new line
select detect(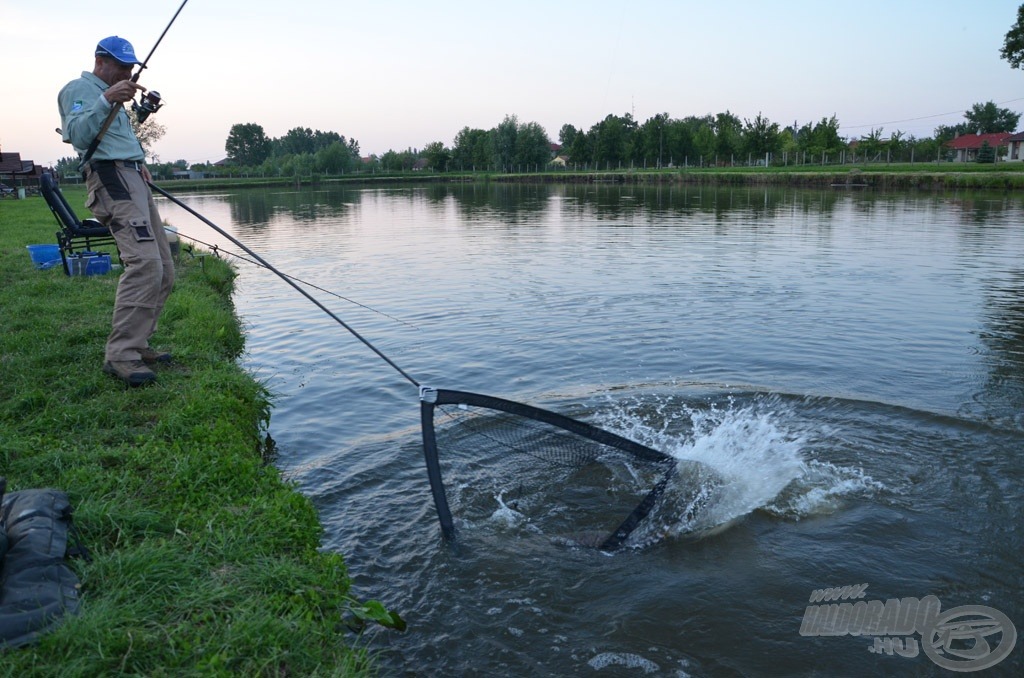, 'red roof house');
944,132,1012,162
